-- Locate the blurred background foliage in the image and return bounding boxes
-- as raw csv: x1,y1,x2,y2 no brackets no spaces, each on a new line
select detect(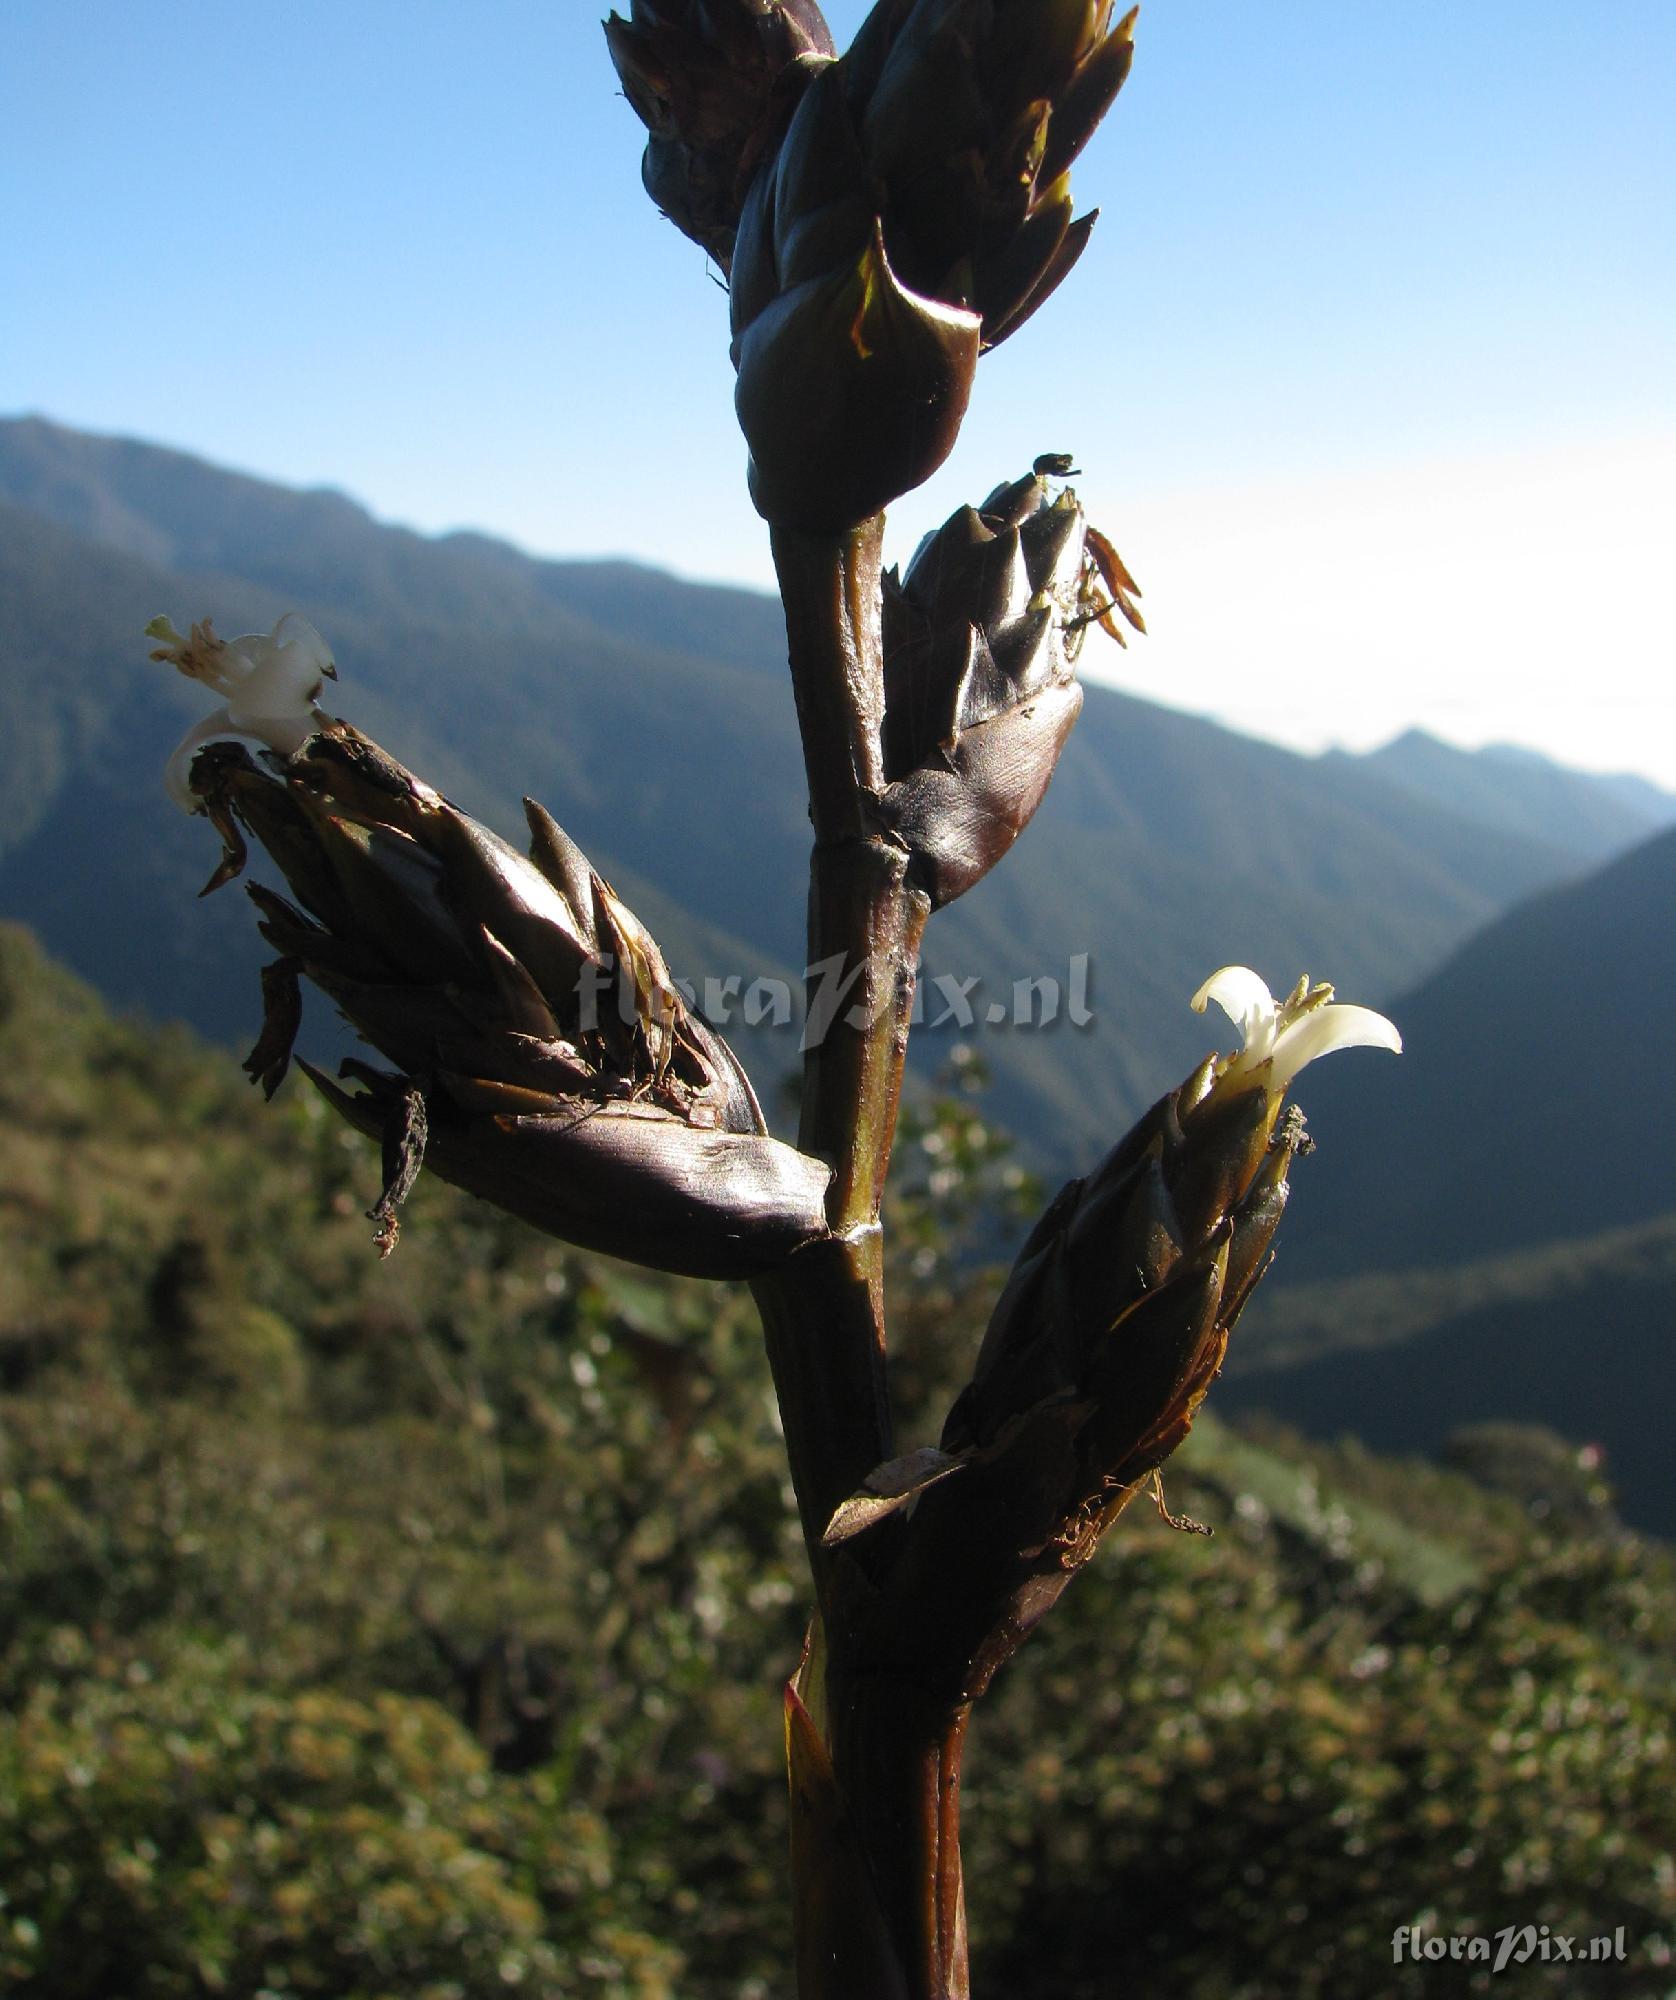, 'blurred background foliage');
2,922,1672,1997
